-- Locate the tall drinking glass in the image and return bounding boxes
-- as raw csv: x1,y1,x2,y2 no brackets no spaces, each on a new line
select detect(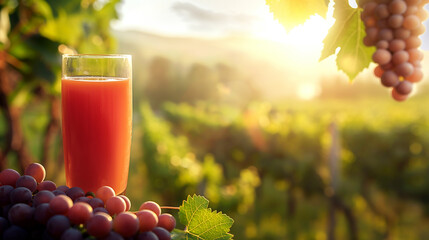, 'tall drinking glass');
61,54,132,194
